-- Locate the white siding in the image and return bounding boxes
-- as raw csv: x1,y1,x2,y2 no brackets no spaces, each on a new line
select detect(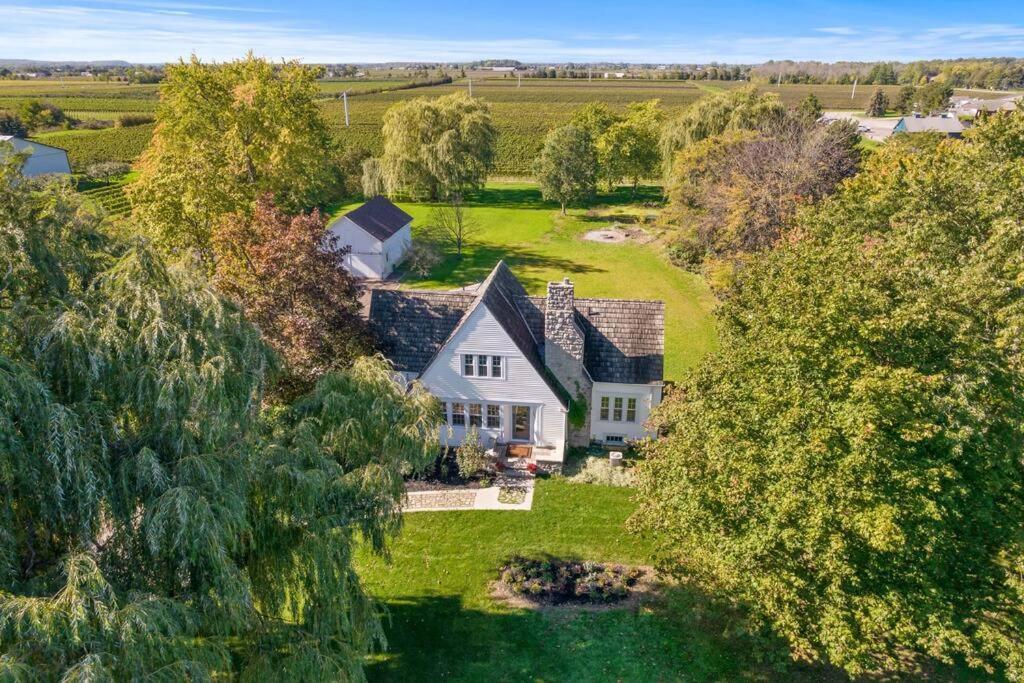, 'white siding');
419,303,568,461
382,224,412,273
589,382,662,444
328,217,411,279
